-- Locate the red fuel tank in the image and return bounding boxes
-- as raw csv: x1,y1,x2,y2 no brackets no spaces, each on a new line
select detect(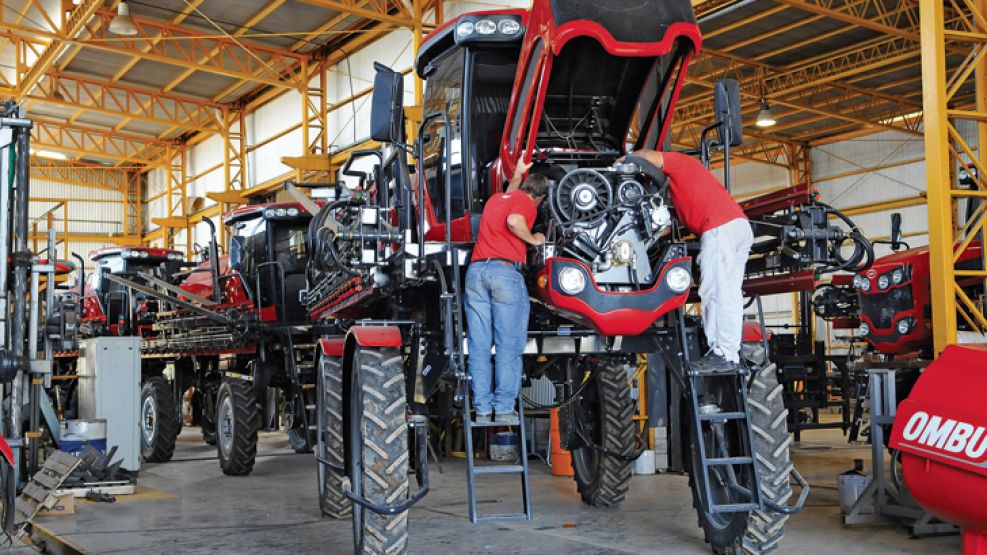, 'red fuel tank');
890,344,987,554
